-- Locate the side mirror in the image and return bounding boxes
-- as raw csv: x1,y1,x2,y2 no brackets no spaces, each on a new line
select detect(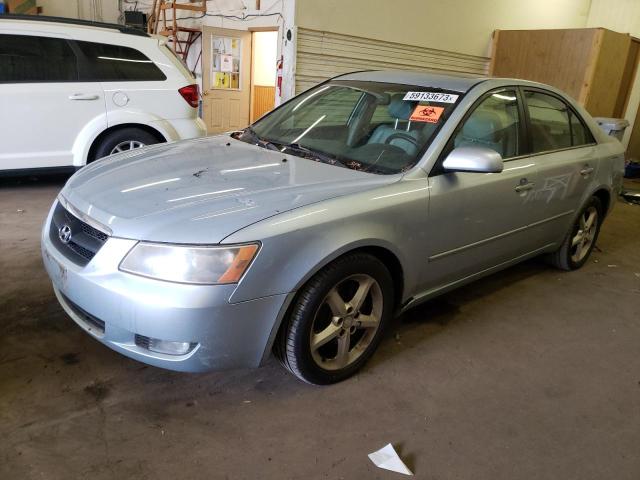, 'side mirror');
442,146,504,173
